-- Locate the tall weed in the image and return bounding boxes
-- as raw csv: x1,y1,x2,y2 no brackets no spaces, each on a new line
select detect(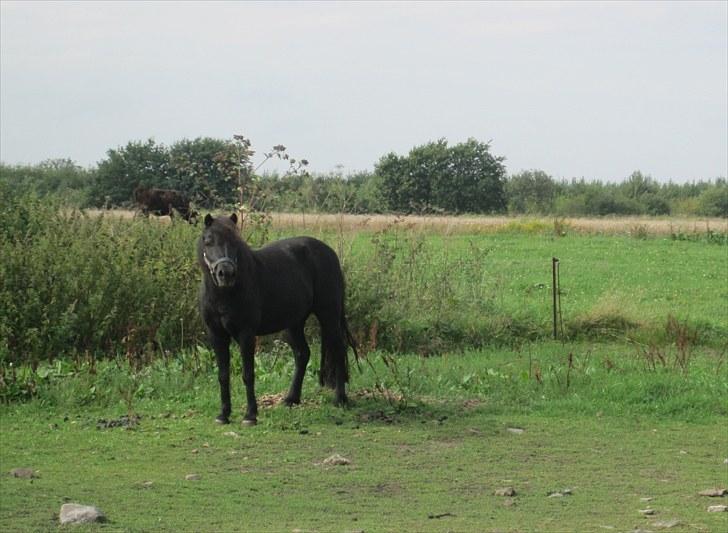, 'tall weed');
0,188,204,365
343,222,538,354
